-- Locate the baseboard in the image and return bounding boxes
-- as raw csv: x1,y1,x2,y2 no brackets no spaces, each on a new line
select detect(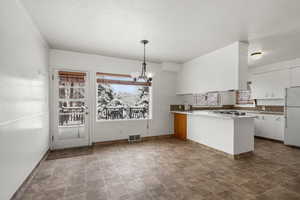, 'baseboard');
255,136,283,143
186,139,253,160
10,149,49,200
93,134,174,146
142,134,174,141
